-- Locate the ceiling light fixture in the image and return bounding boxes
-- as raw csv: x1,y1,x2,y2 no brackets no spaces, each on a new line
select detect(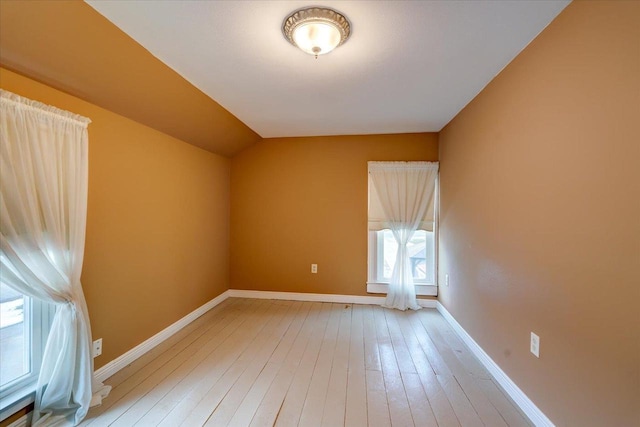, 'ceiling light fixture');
282,7,351,59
